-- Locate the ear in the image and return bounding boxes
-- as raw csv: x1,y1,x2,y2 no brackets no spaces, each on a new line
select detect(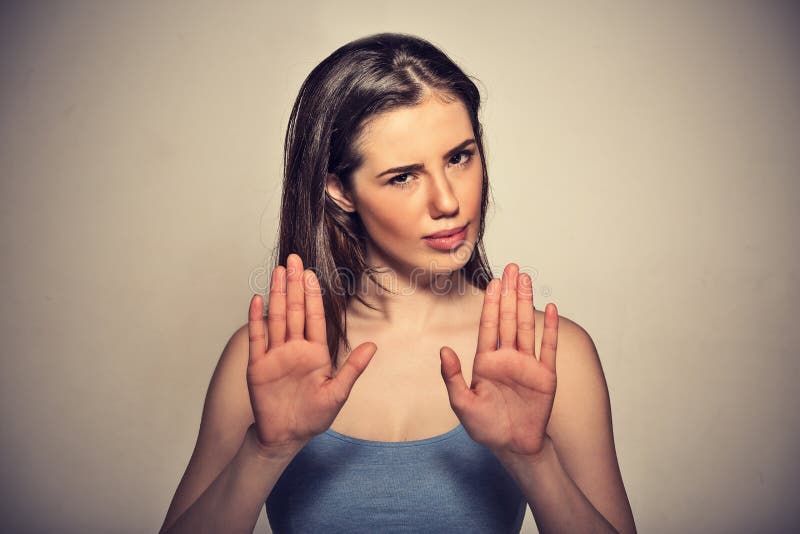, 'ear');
325,173,357,213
